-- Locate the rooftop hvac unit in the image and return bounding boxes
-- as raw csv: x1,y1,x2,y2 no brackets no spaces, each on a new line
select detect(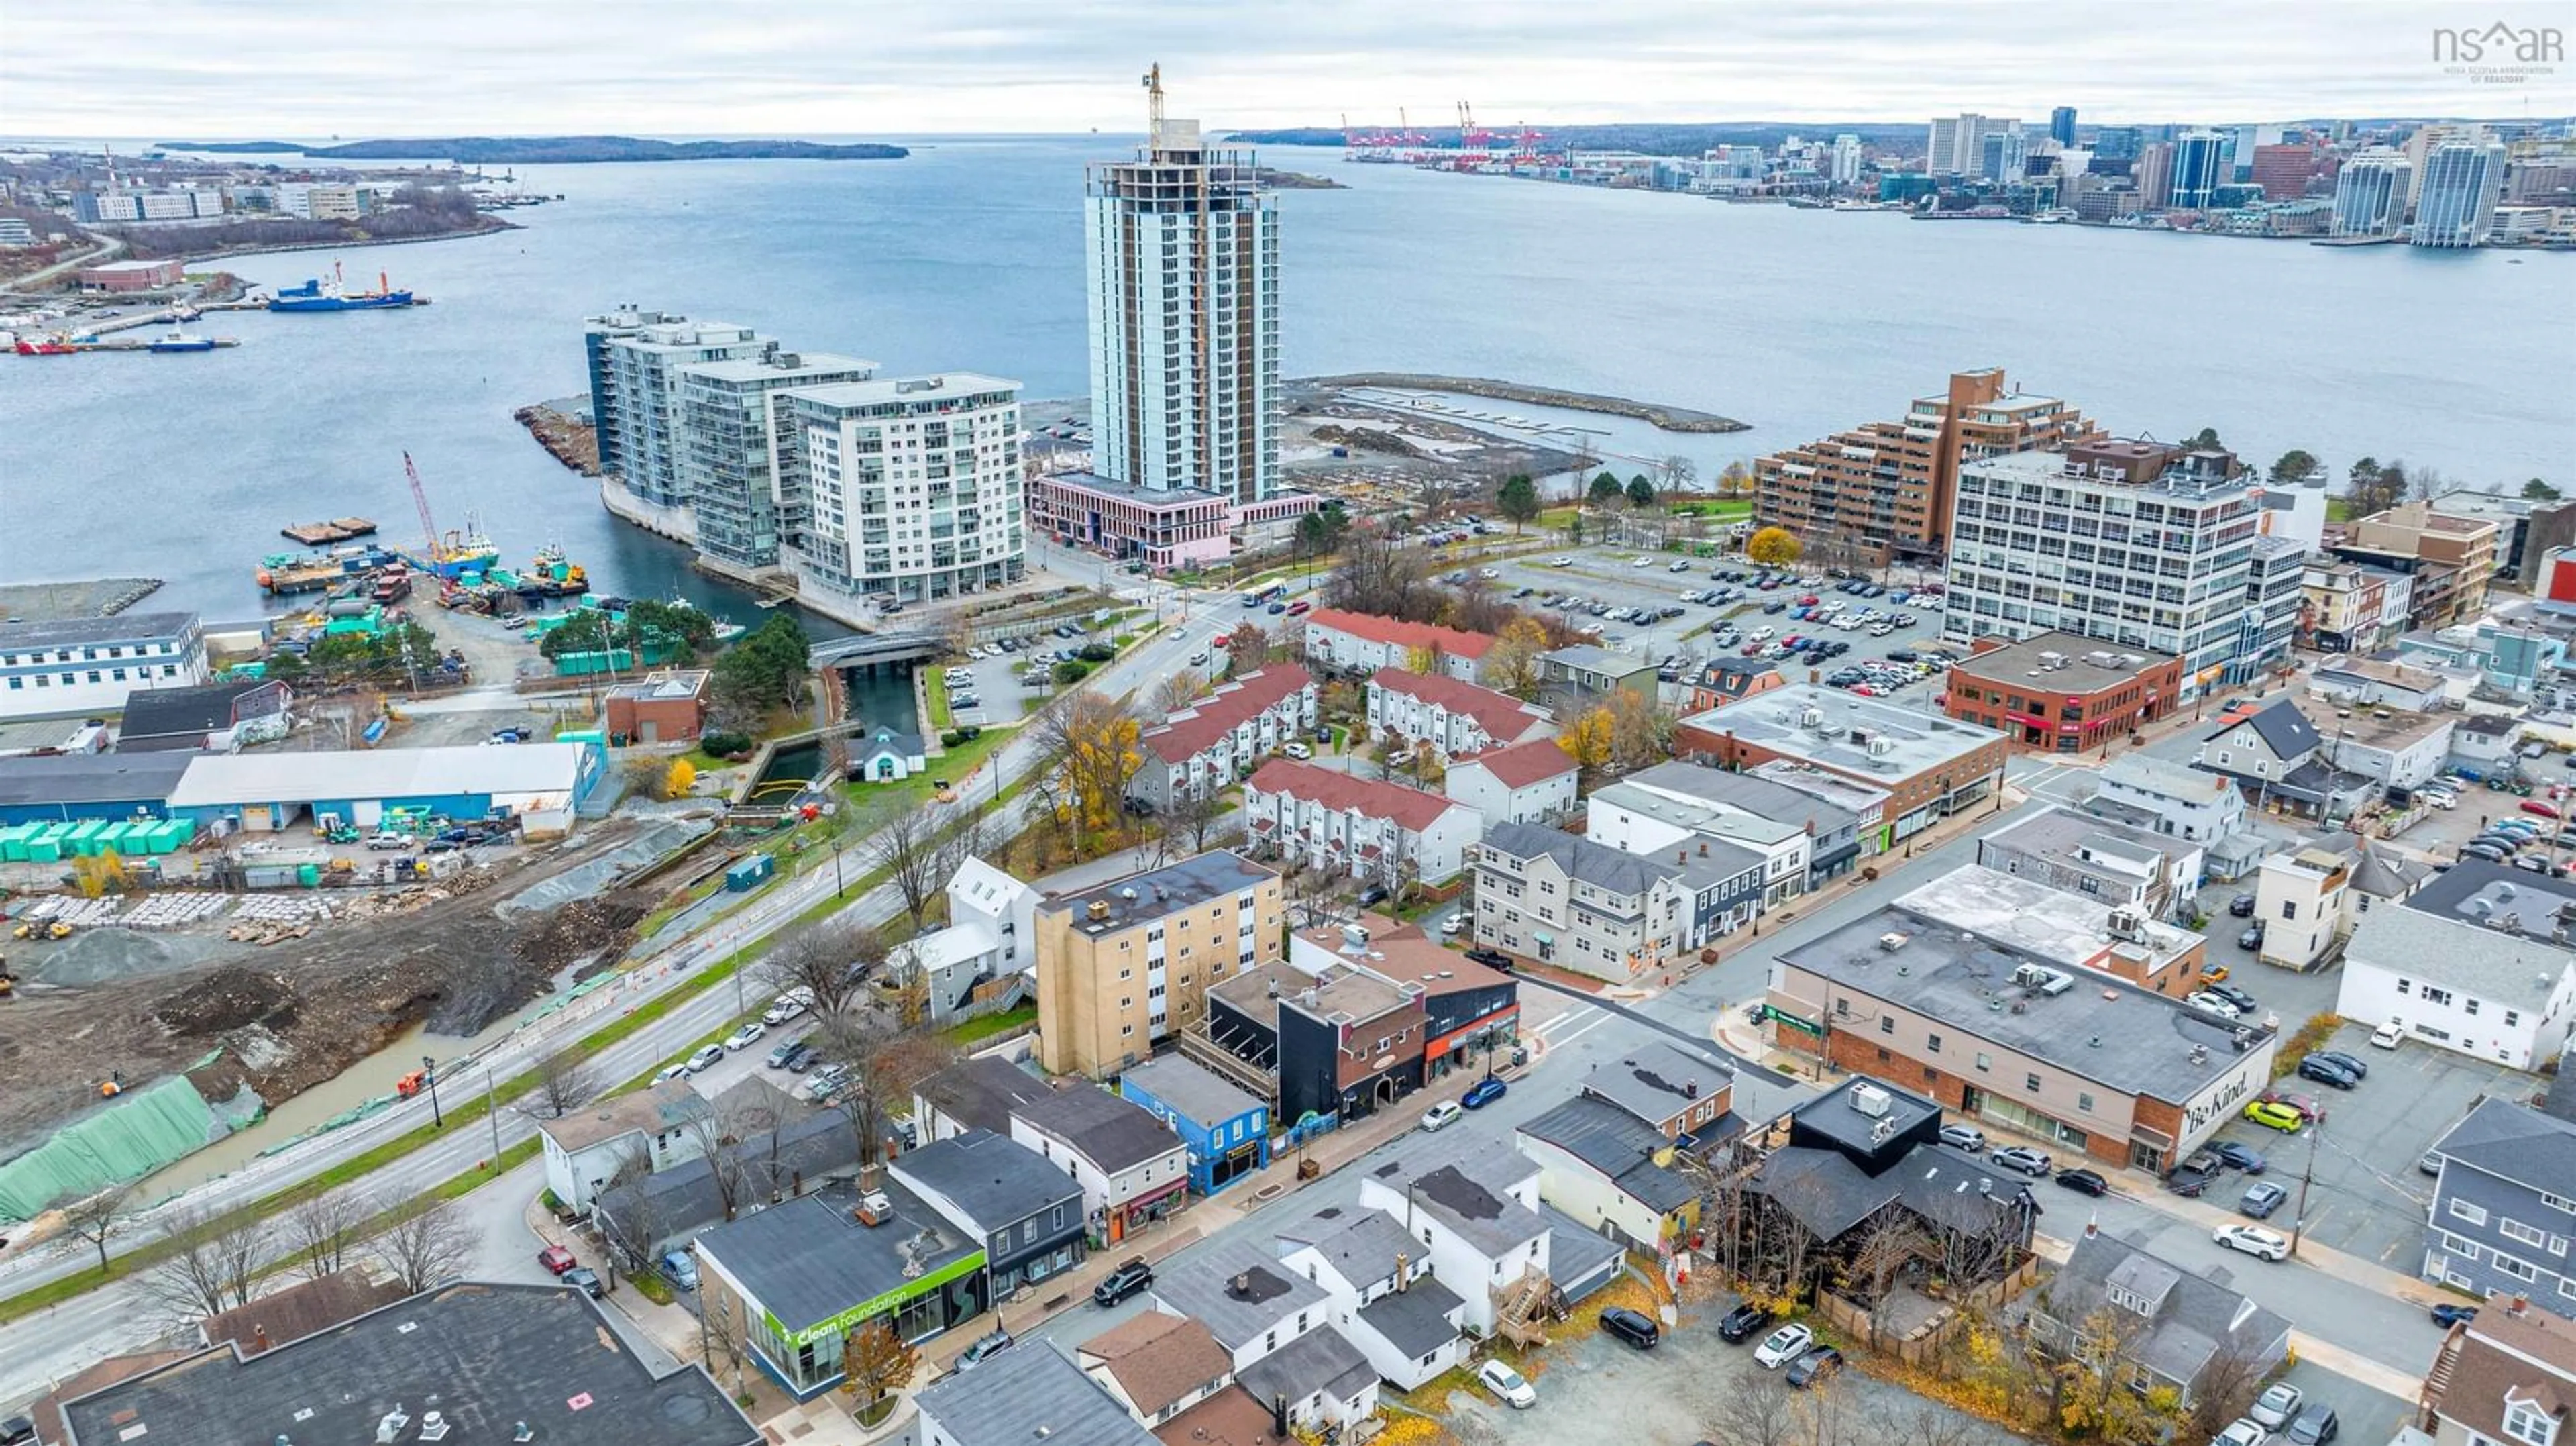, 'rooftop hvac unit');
1868,1115,1897,1145
1878,931,1910,952
855,1191,894,1227
1849,1083,1893,1118
1087,899,1111,922
2039,651,2067,668
1801,706,1826,729
2084,651,2118,668
1867,736,1895,758
1340,923,1370,951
